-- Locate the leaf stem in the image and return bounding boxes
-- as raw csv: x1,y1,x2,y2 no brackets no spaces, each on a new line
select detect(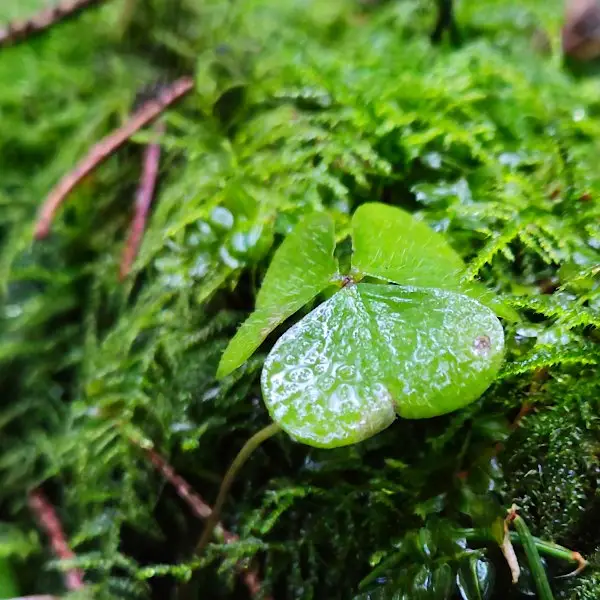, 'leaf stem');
459,528,586,571
28,489,84,591
119,121,164,280
510,511,555,600
196,422,282,554
139,442,271,598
